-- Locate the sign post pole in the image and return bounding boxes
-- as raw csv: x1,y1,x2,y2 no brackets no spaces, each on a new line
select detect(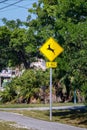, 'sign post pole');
74,87,76,104
50,67,52,120
39,37,64,121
